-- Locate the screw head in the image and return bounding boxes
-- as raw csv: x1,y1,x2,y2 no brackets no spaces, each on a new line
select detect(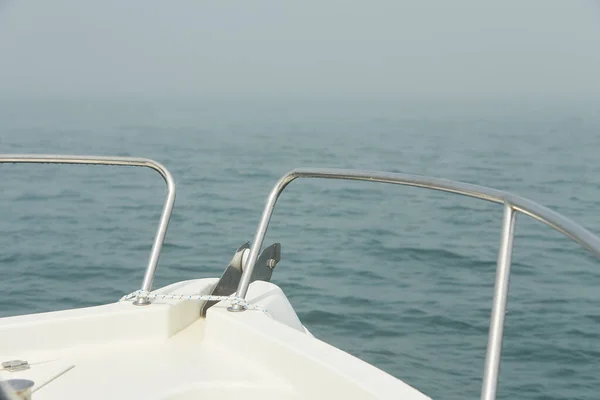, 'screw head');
227,304,247,312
